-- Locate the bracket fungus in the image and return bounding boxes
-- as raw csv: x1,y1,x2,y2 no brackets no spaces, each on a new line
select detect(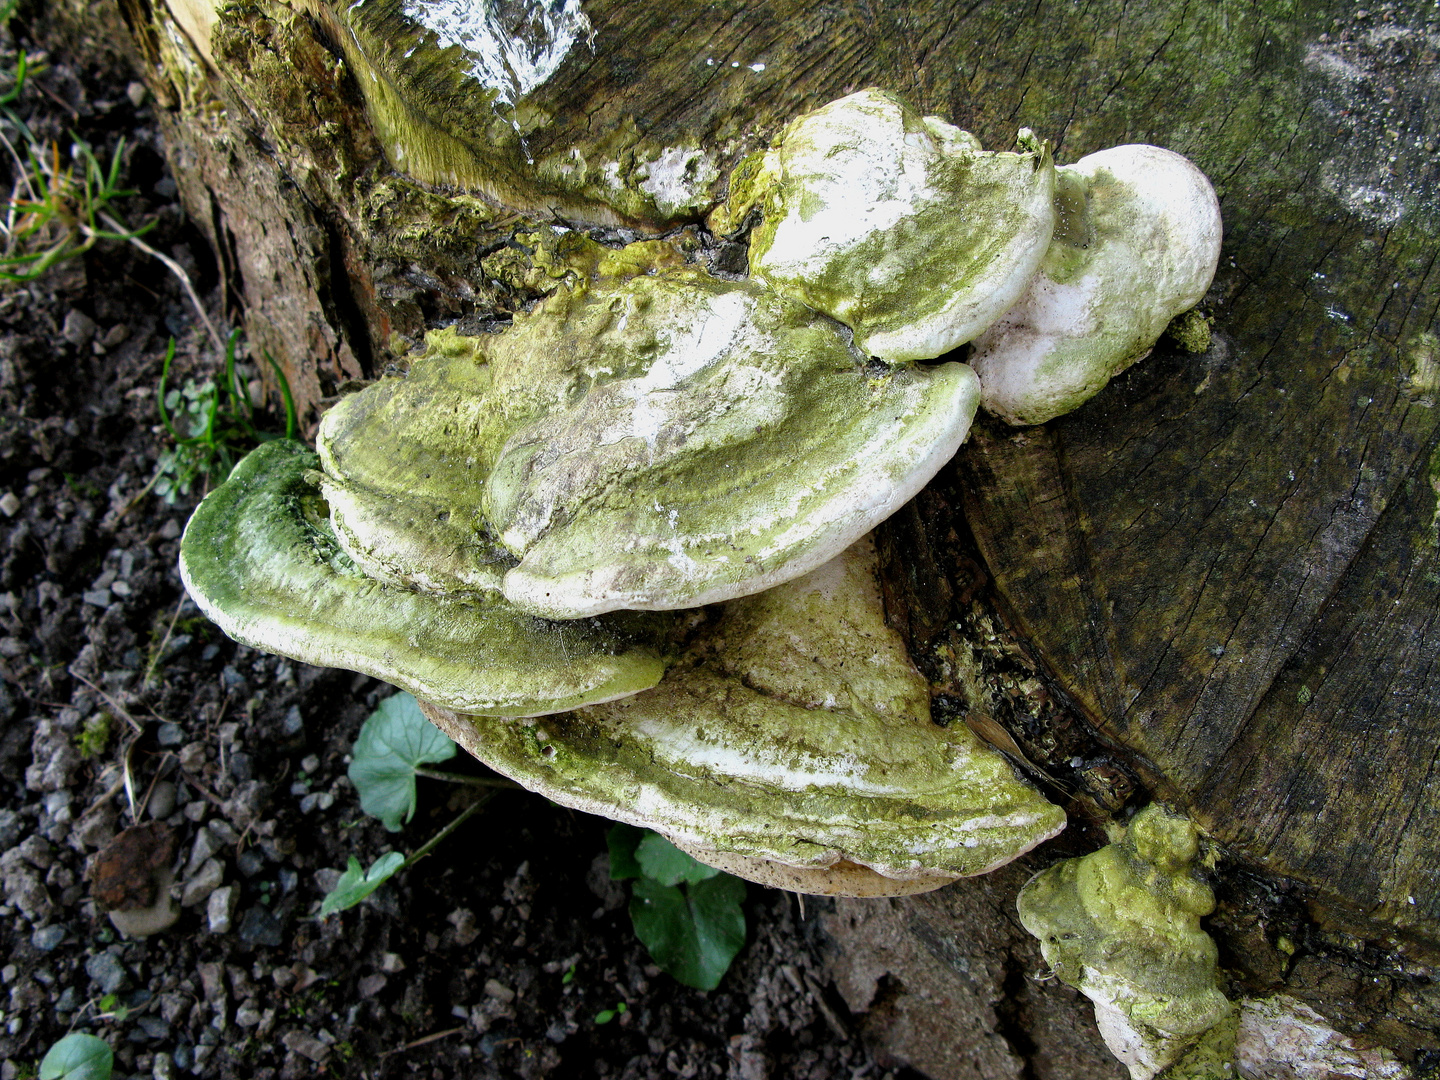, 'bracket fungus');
181,88,1223,895
1017,805,1235,1080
